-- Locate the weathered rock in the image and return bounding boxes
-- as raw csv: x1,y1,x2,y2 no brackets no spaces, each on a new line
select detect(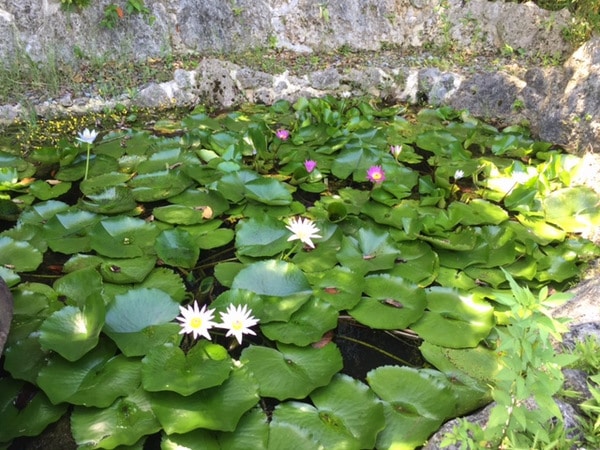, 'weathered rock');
0,0,573,64
535,38,600,153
